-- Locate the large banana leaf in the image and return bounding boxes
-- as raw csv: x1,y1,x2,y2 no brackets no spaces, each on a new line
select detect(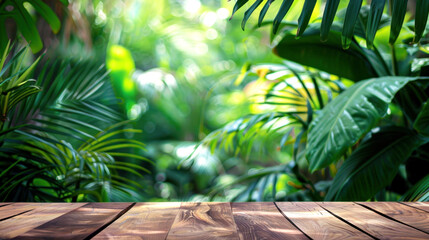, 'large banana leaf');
273,27,378,81
325,127,424,201
306,76,421,172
